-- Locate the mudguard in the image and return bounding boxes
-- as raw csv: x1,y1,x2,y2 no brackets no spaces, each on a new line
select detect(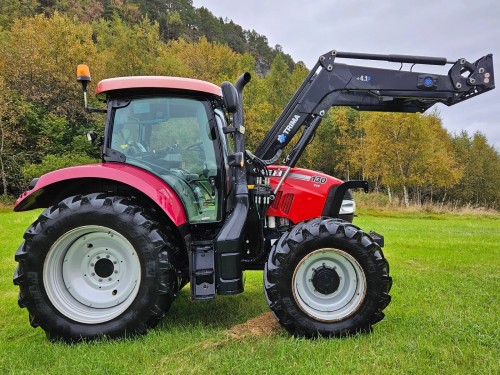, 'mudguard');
14,163,187,226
